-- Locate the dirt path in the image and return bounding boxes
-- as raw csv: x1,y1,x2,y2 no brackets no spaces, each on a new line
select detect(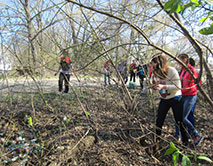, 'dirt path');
0,77,101,95
0,76,142,95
